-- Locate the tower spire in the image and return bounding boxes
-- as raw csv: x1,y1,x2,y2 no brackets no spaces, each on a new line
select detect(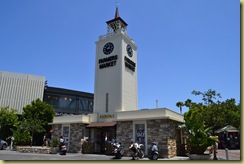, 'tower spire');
106,7,127,34
115,7,119,18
